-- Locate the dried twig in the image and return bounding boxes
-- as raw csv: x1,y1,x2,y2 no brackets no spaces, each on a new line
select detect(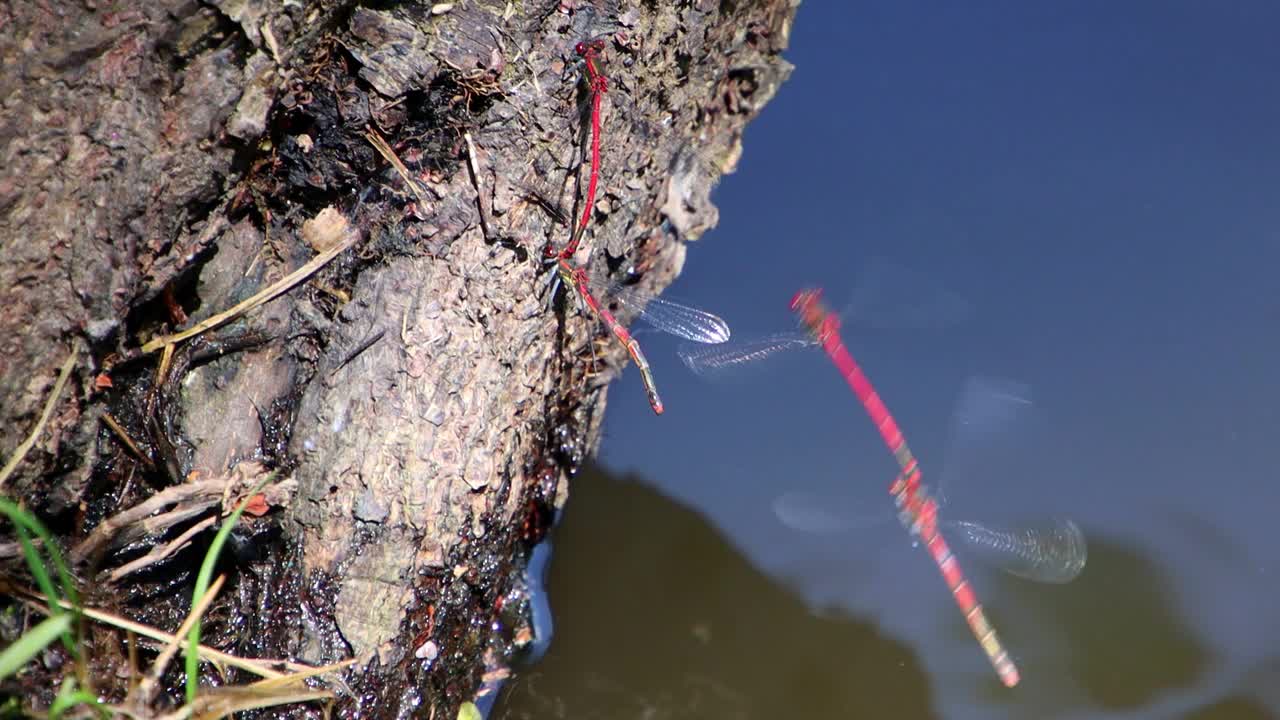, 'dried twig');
22,590,352,717
0,350,76,491
463,131,494,241
247,658,357,692
363,126,434,210
332,328,386,376
140,231,359,355
129,574,227,708
168,688,334,720
71,464,295,565
107,516,217,582
21,594,306,678
156,342,176,391
0,538,41,560
71,478,227,563
101,412,155,468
